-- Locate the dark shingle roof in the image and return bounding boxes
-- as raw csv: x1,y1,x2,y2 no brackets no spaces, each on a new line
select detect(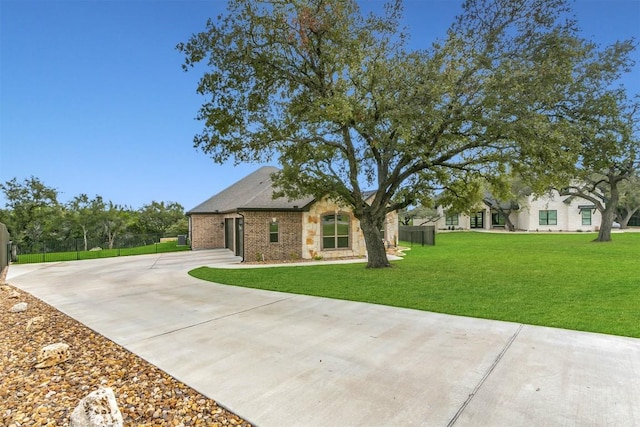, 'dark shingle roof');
362,190,377,201
186,166,315,214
